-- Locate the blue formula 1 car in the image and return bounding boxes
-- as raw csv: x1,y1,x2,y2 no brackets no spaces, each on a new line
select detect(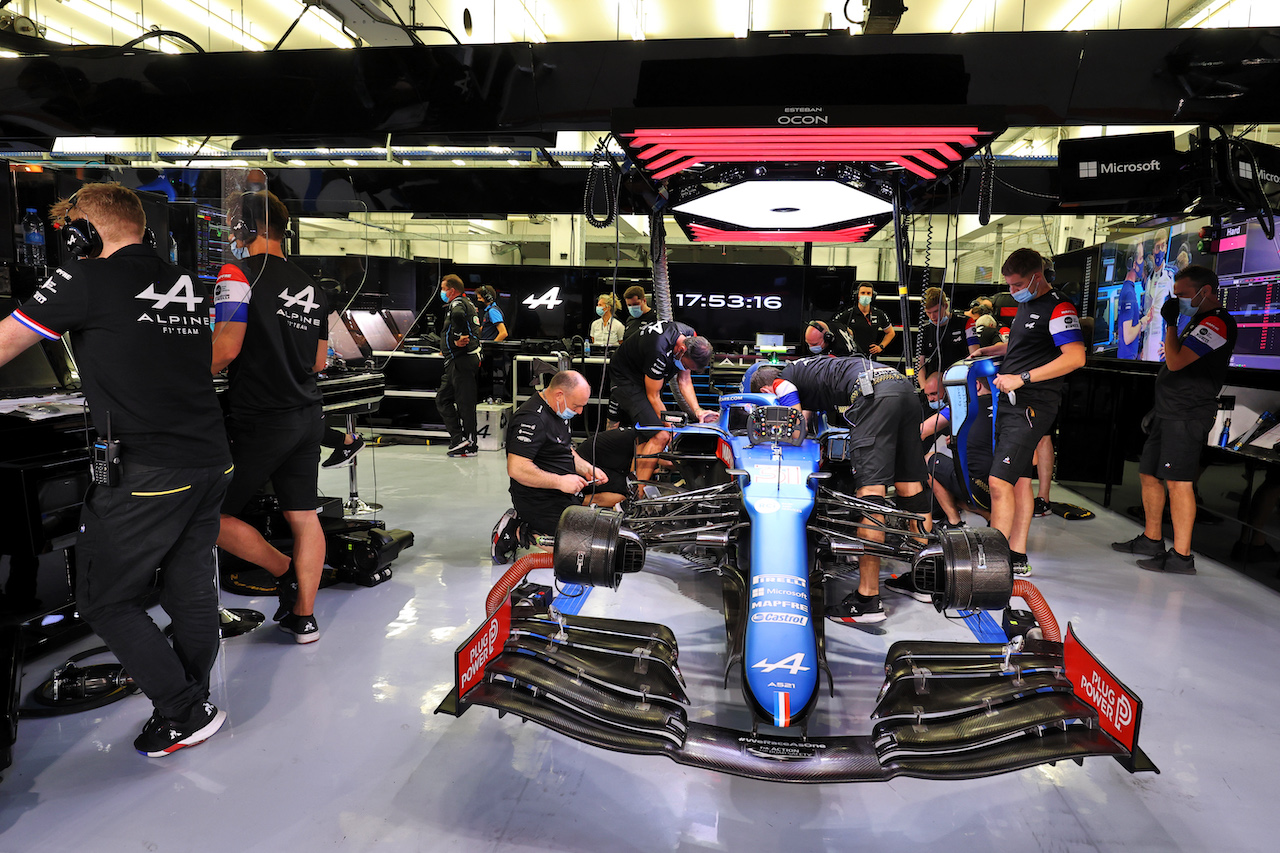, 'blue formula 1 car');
437,390,1157,783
